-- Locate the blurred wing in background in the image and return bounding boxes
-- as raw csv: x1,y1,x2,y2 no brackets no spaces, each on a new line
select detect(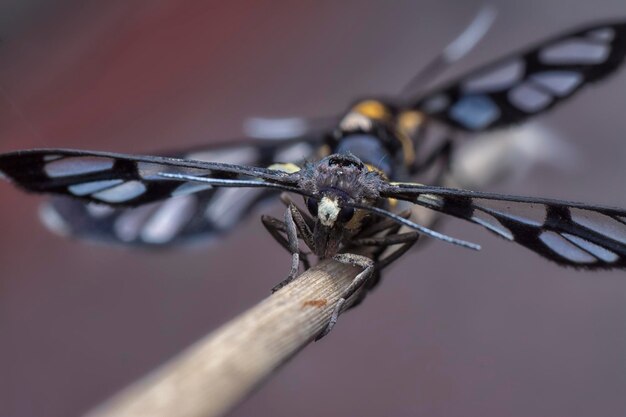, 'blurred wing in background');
412,21,626,131
0,138,319,247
